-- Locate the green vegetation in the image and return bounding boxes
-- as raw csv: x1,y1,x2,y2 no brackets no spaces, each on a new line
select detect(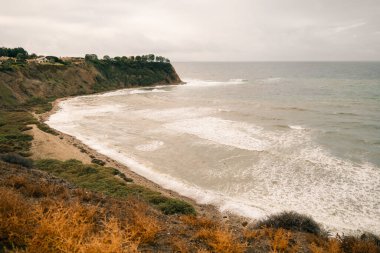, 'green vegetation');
91,158,106,166
22,97,56,114
255,211,323,235
88,57,177,92
35,159,196,215
36,122,59,136
0,153,33,168
0,47,28,58
0,111,36,156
